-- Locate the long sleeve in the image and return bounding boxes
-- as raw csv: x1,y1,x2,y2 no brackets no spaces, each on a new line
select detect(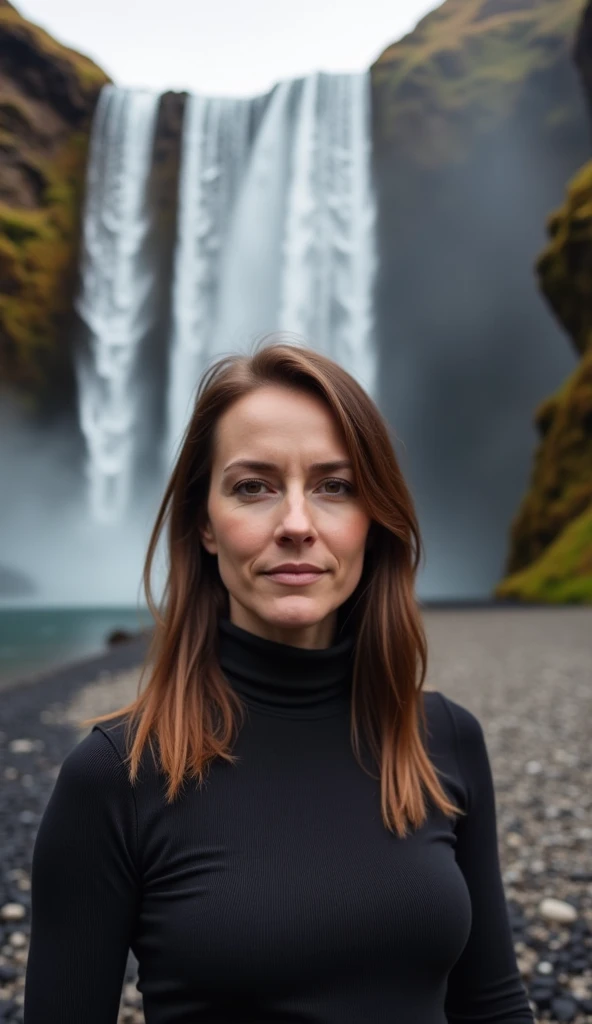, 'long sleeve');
440,695,535,1023
24,726,141,1023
